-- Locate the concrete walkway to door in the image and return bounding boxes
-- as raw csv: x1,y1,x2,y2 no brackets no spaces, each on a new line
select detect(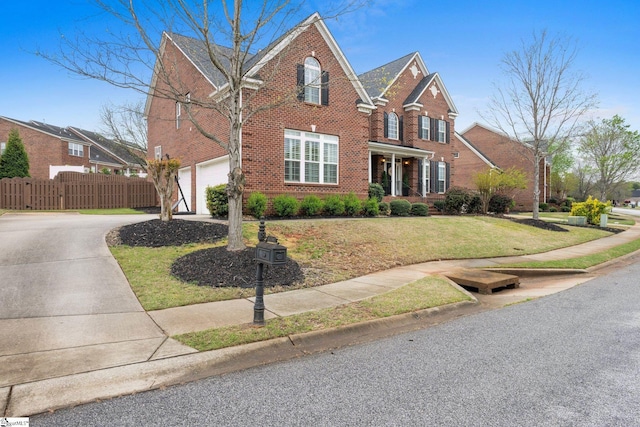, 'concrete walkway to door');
0,213,195,391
